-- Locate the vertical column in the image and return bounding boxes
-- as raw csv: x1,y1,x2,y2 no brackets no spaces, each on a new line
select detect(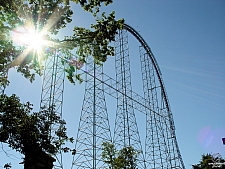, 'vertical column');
114,30,146,168
139,46,183,168
40,50,65,168
72,56,112,168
